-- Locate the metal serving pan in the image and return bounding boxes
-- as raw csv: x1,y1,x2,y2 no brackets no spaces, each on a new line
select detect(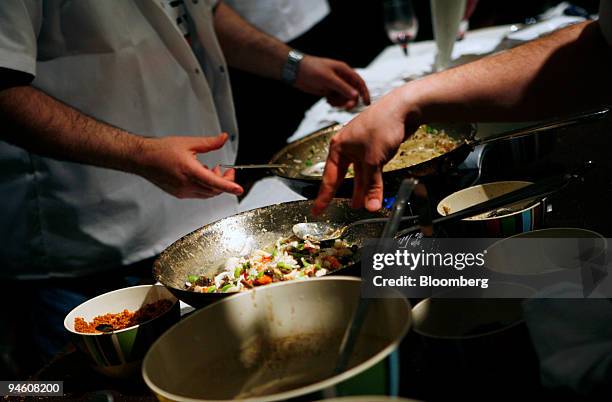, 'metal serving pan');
268,108,608,197
153,199,389,308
